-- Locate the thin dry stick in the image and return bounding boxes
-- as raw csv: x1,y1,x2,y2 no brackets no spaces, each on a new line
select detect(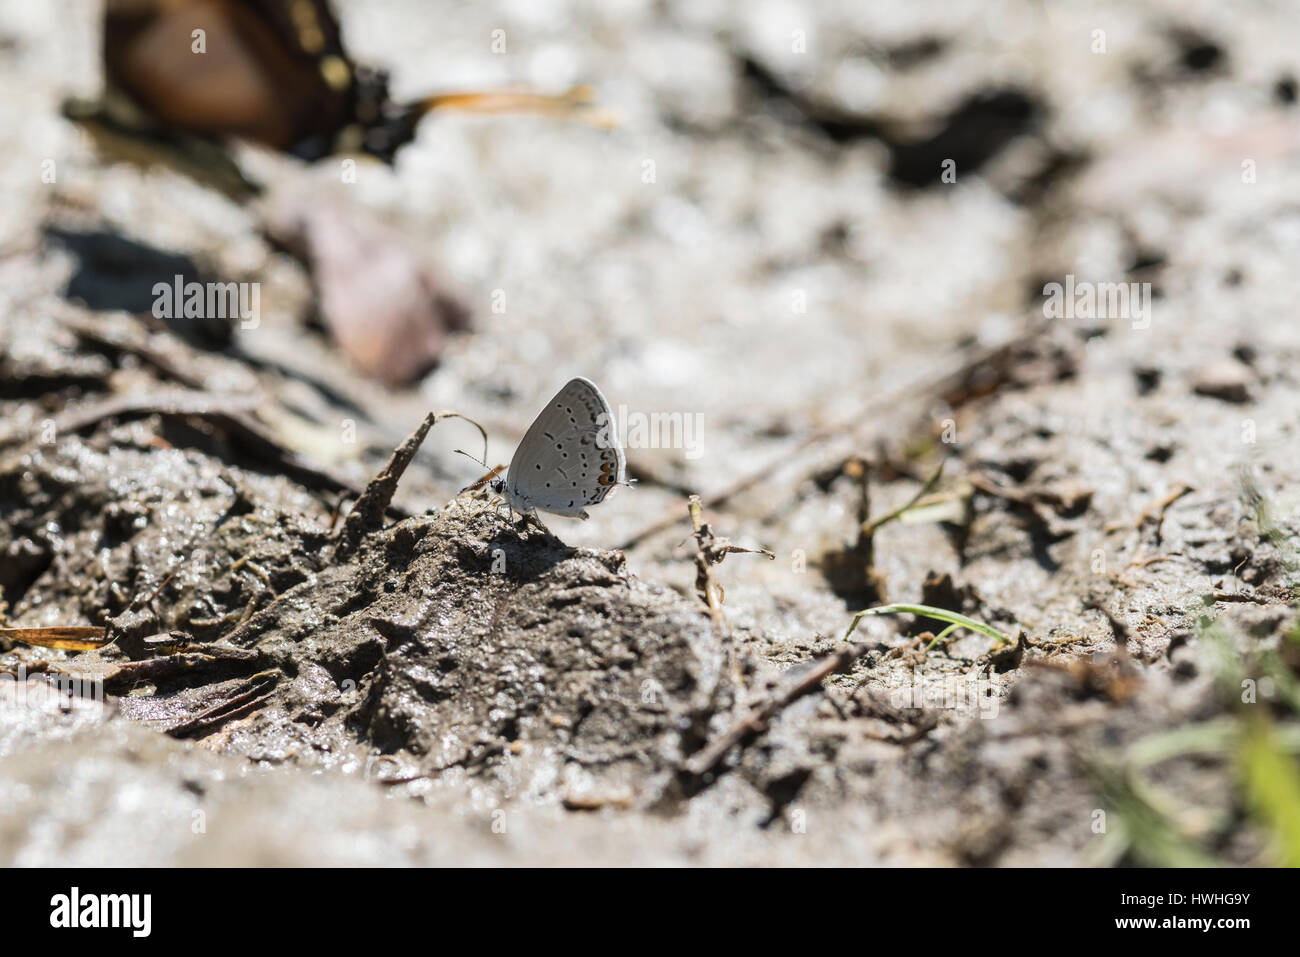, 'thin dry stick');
686,496,775,700
336,410,487,552
965,470,1036,505
1141,483,1194,545
139,572,175,609
688,496,727,635
848,456,874,573
687,495,774,628
685,643,865,778
167,672,281,739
